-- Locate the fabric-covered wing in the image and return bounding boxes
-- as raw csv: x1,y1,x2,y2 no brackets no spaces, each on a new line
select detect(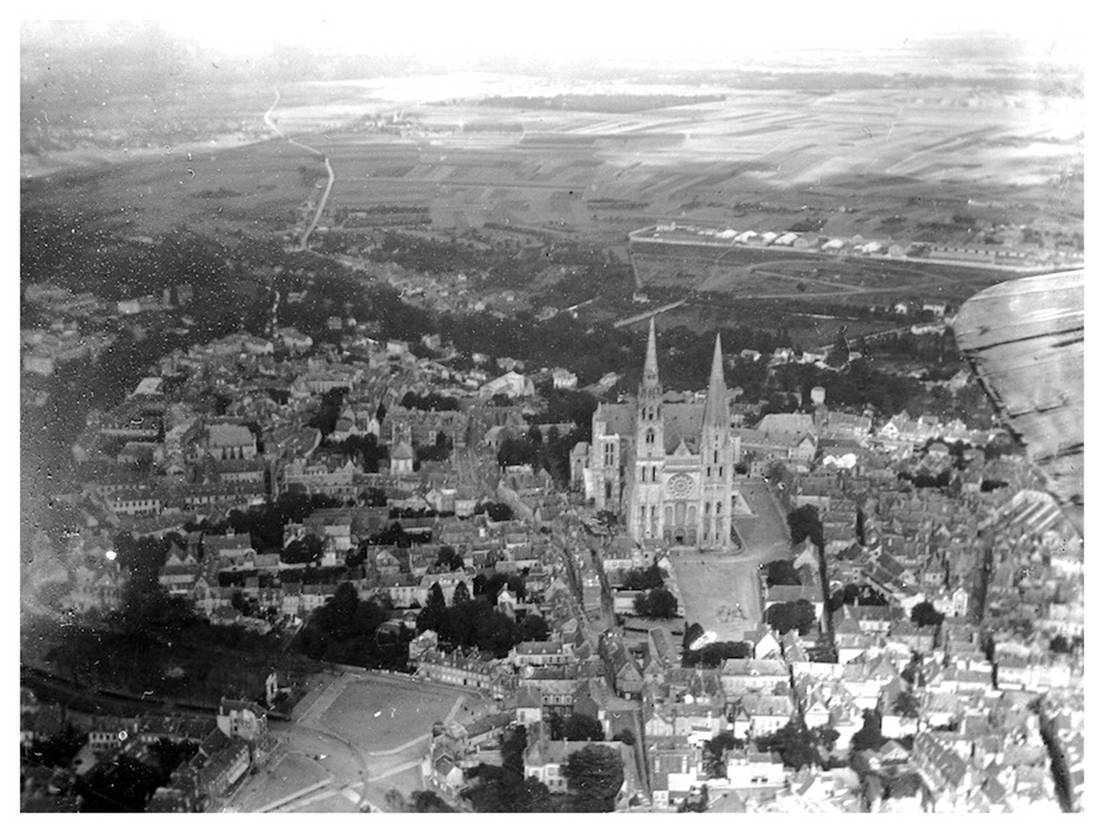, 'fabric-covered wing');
953,270,1083,532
